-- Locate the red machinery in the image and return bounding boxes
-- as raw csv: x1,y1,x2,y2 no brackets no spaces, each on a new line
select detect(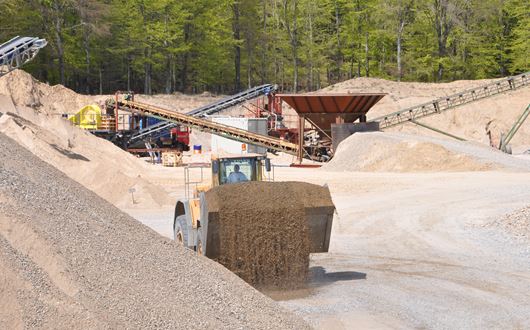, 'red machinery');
248,92,386,161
